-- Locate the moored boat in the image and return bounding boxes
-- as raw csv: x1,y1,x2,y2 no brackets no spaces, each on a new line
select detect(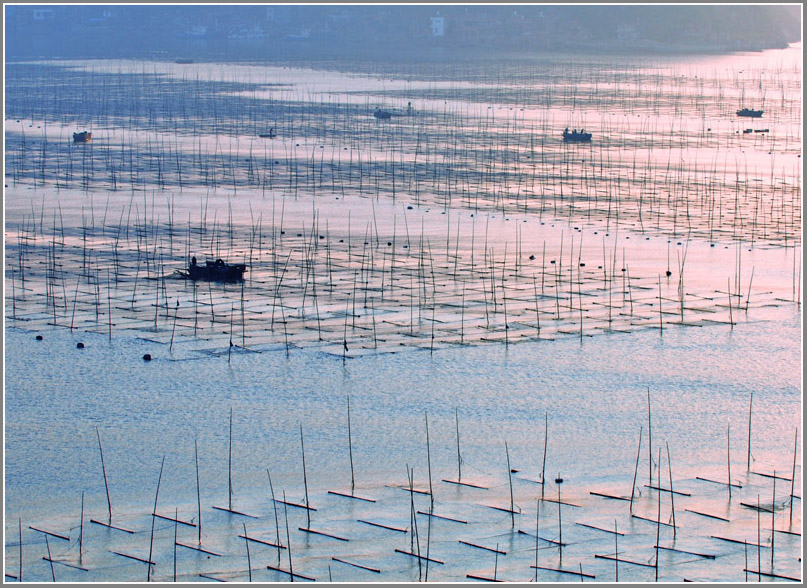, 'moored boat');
73,131,92,143
736,108,763,118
